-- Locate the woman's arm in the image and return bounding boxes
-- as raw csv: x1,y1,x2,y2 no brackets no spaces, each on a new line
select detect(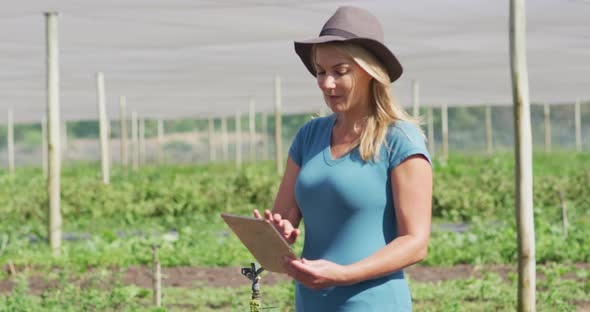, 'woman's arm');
254,156,303,245
283,155,432,288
